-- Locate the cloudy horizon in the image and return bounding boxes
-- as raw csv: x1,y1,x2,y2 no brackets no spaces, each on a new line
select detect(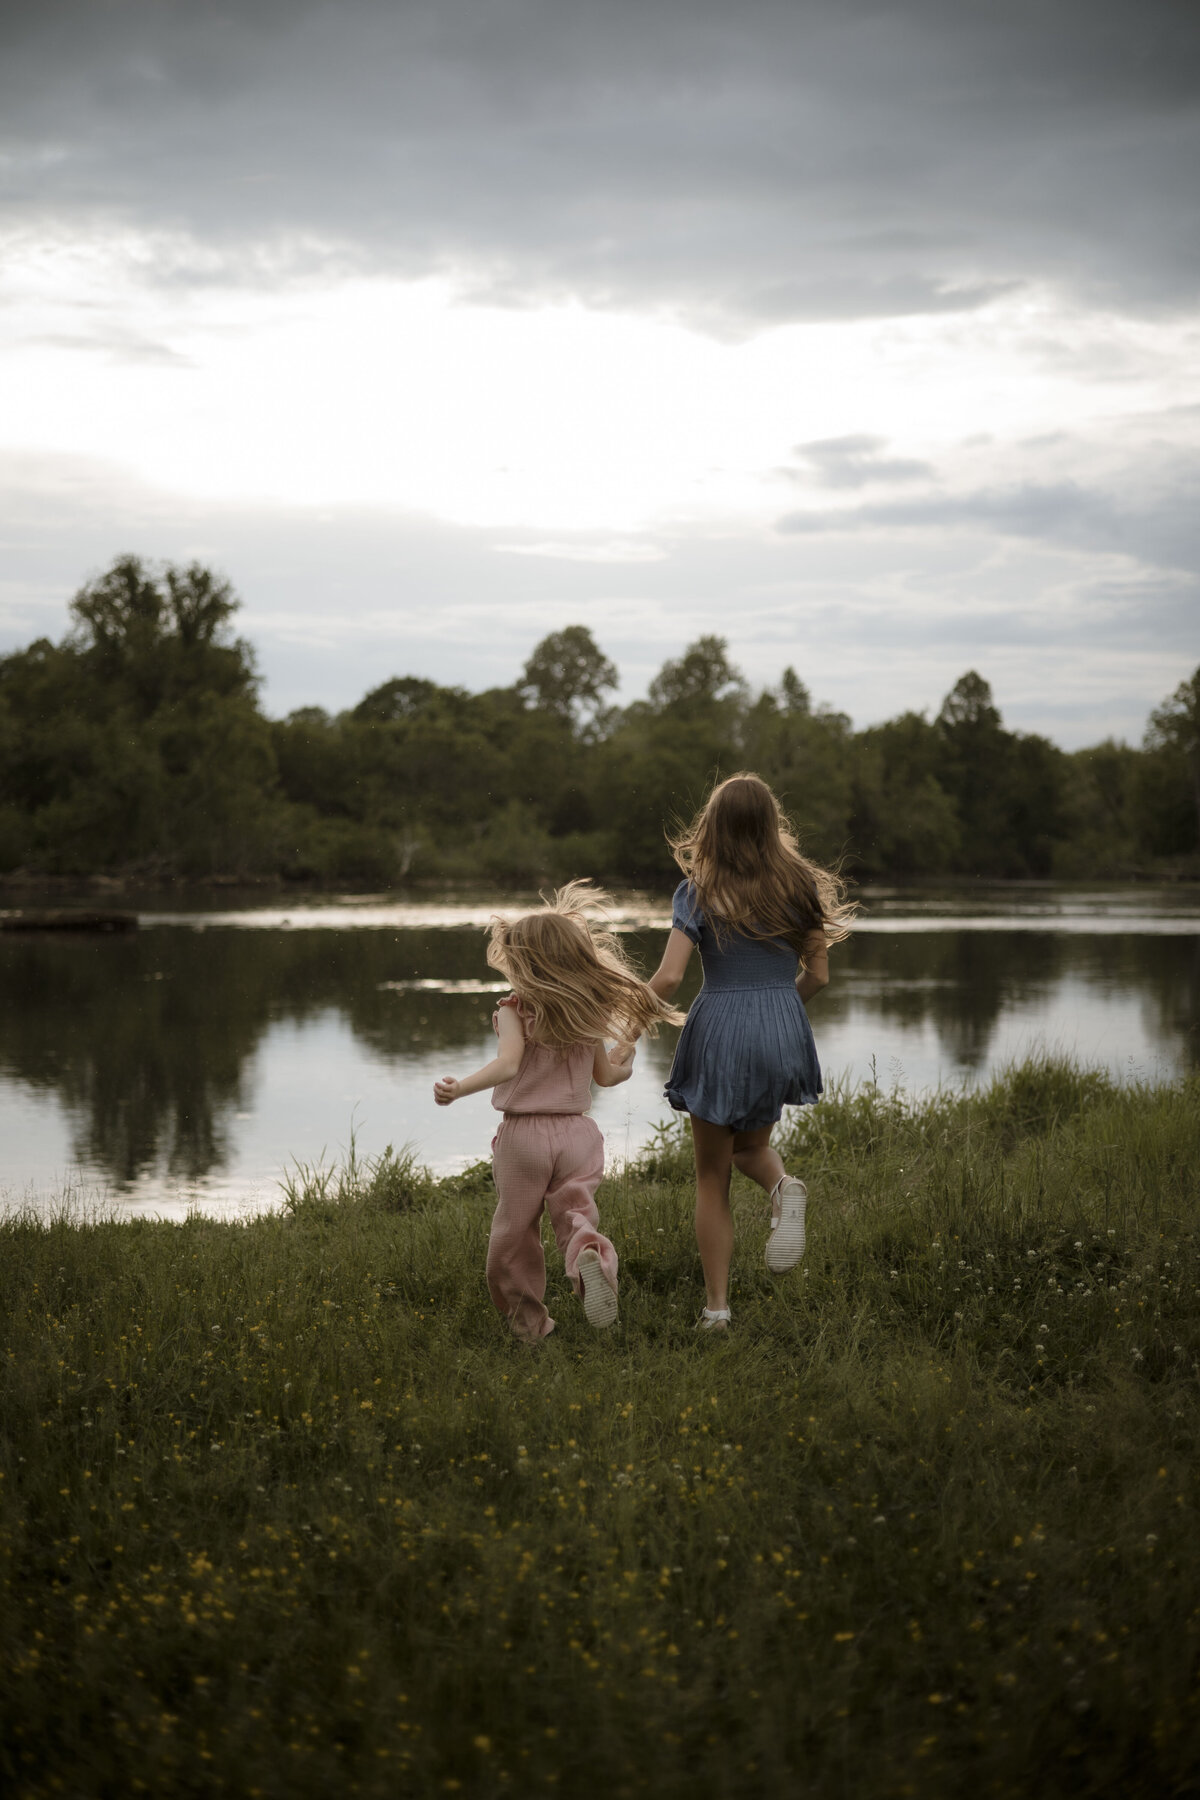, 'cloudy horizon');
2,0,1197,746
